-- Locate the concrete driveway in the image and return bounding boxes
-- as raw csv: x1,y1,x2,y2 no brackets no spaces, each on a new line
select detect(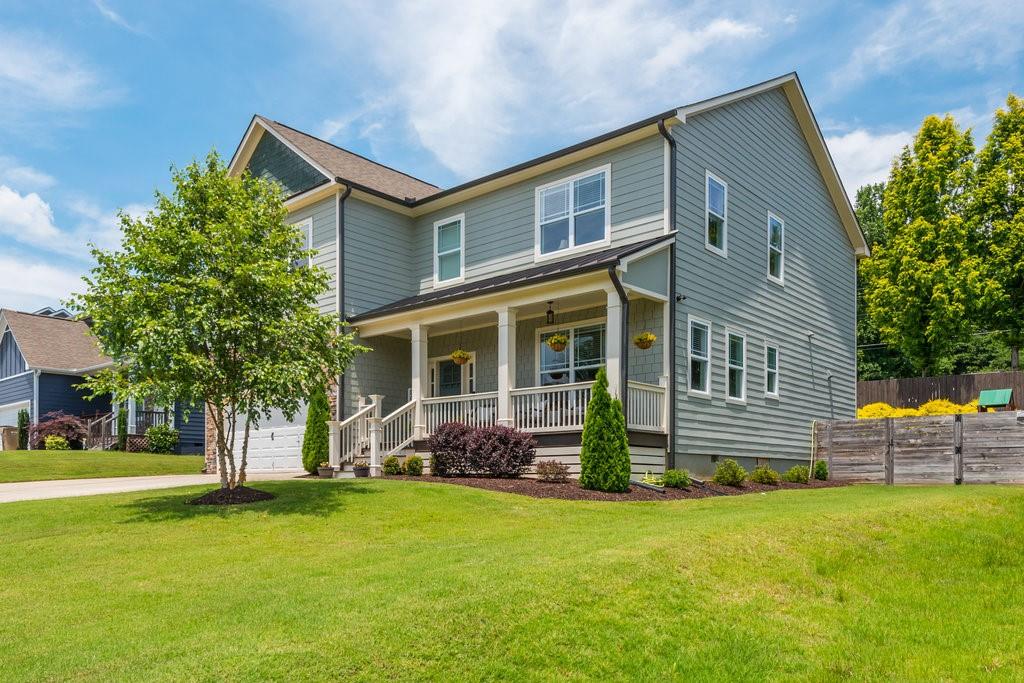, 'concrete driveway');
0,470,307,504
